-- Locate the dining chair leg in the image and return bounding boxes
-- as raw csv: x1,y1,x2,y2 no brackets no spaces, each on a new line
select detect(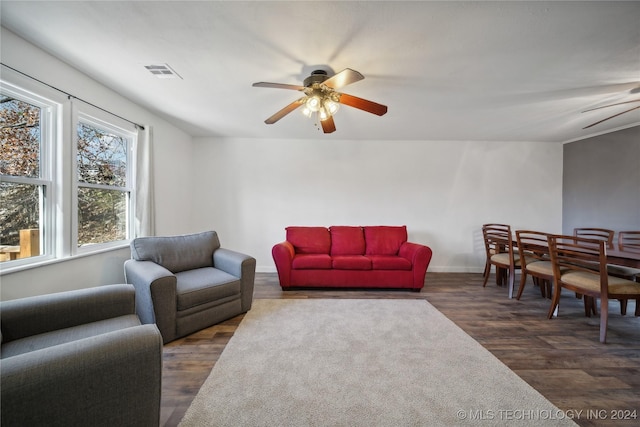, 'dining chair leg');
584,297,592,317
544,281,552,300
583,296,597,317
635,299,639,316
482,261,490,280
515,271,528,300
548,287,562,319
482,265,491,287
535,277,547,298
599,298,609,343
619,299,628,316
534,278,550,298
